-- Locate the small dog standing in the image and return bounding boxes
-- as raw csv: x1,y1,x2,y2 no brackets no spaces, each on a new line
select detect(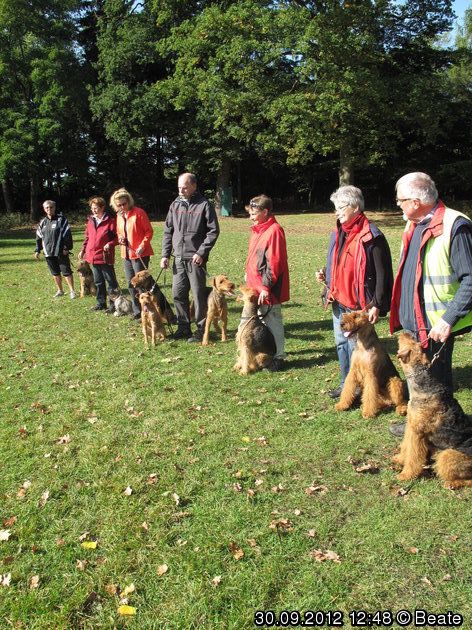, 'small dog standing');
110,288,133,317
233,286,276,375
335,309,407,418
394,333,472,488
139,291,166,346
76,260,96,297
130,269,176,325
201,274,235,346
